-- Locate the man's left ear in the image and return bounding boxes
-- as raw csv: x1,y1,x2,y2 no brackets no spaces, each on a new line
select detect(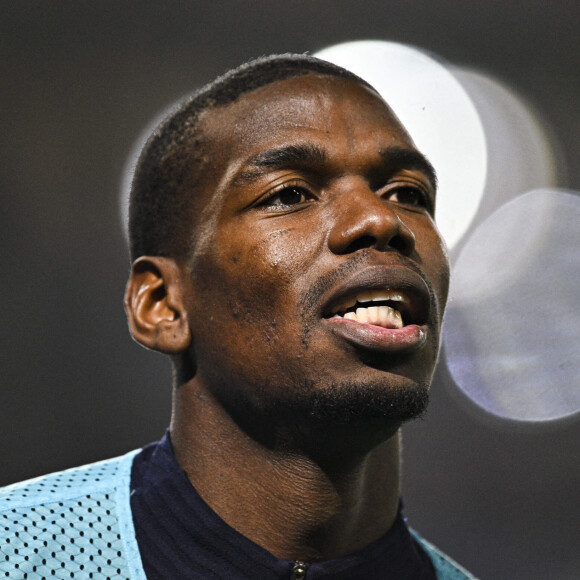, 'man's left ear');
124,256,191,354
